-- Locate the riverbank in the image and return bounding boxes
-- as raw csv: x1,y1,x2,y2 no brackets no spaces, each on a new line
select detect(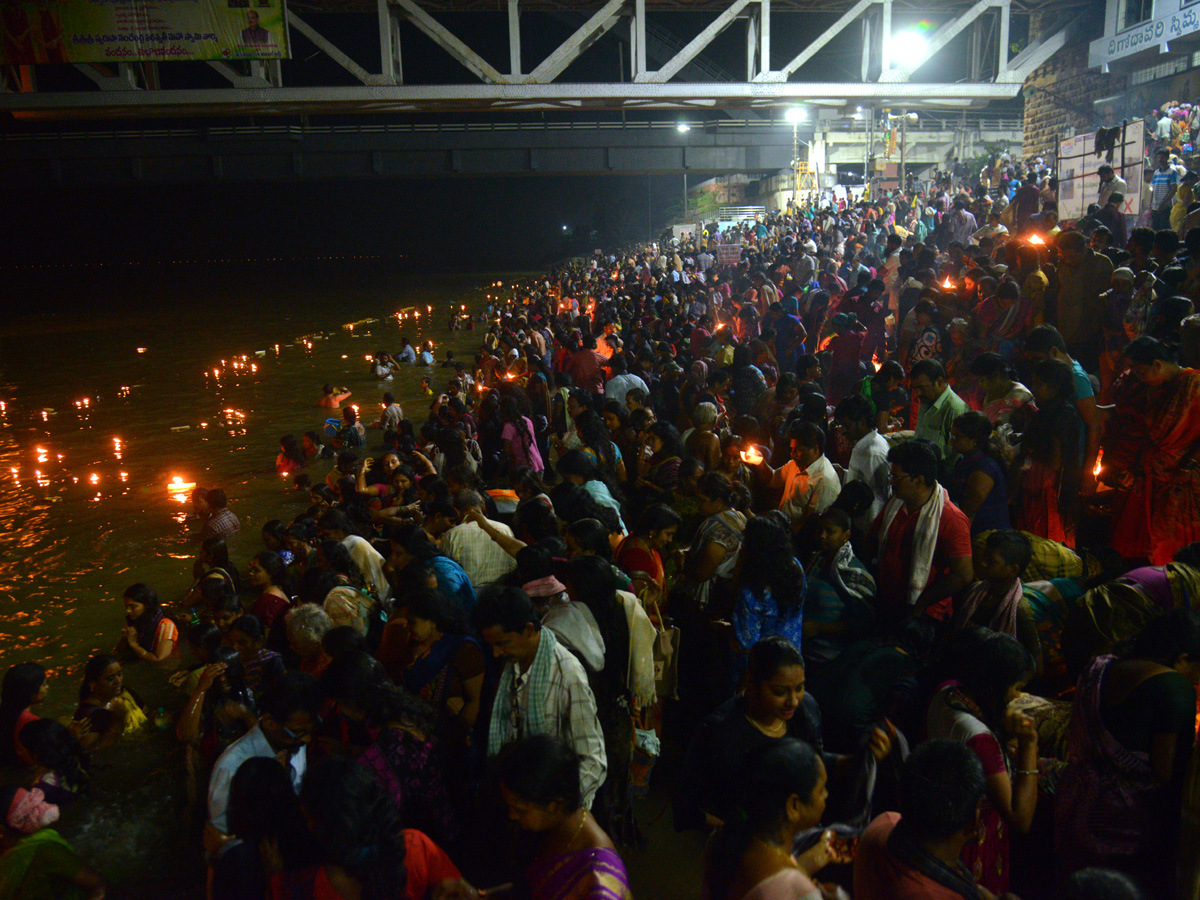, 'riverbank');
0,261,530,895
